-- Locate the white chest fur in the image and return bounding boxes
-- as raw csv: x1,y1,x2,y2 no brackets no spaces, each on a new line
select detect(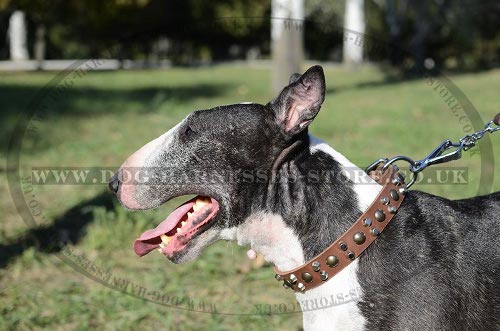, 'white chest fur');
228,136,382,330
295,260,365,331
234,212,365,331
